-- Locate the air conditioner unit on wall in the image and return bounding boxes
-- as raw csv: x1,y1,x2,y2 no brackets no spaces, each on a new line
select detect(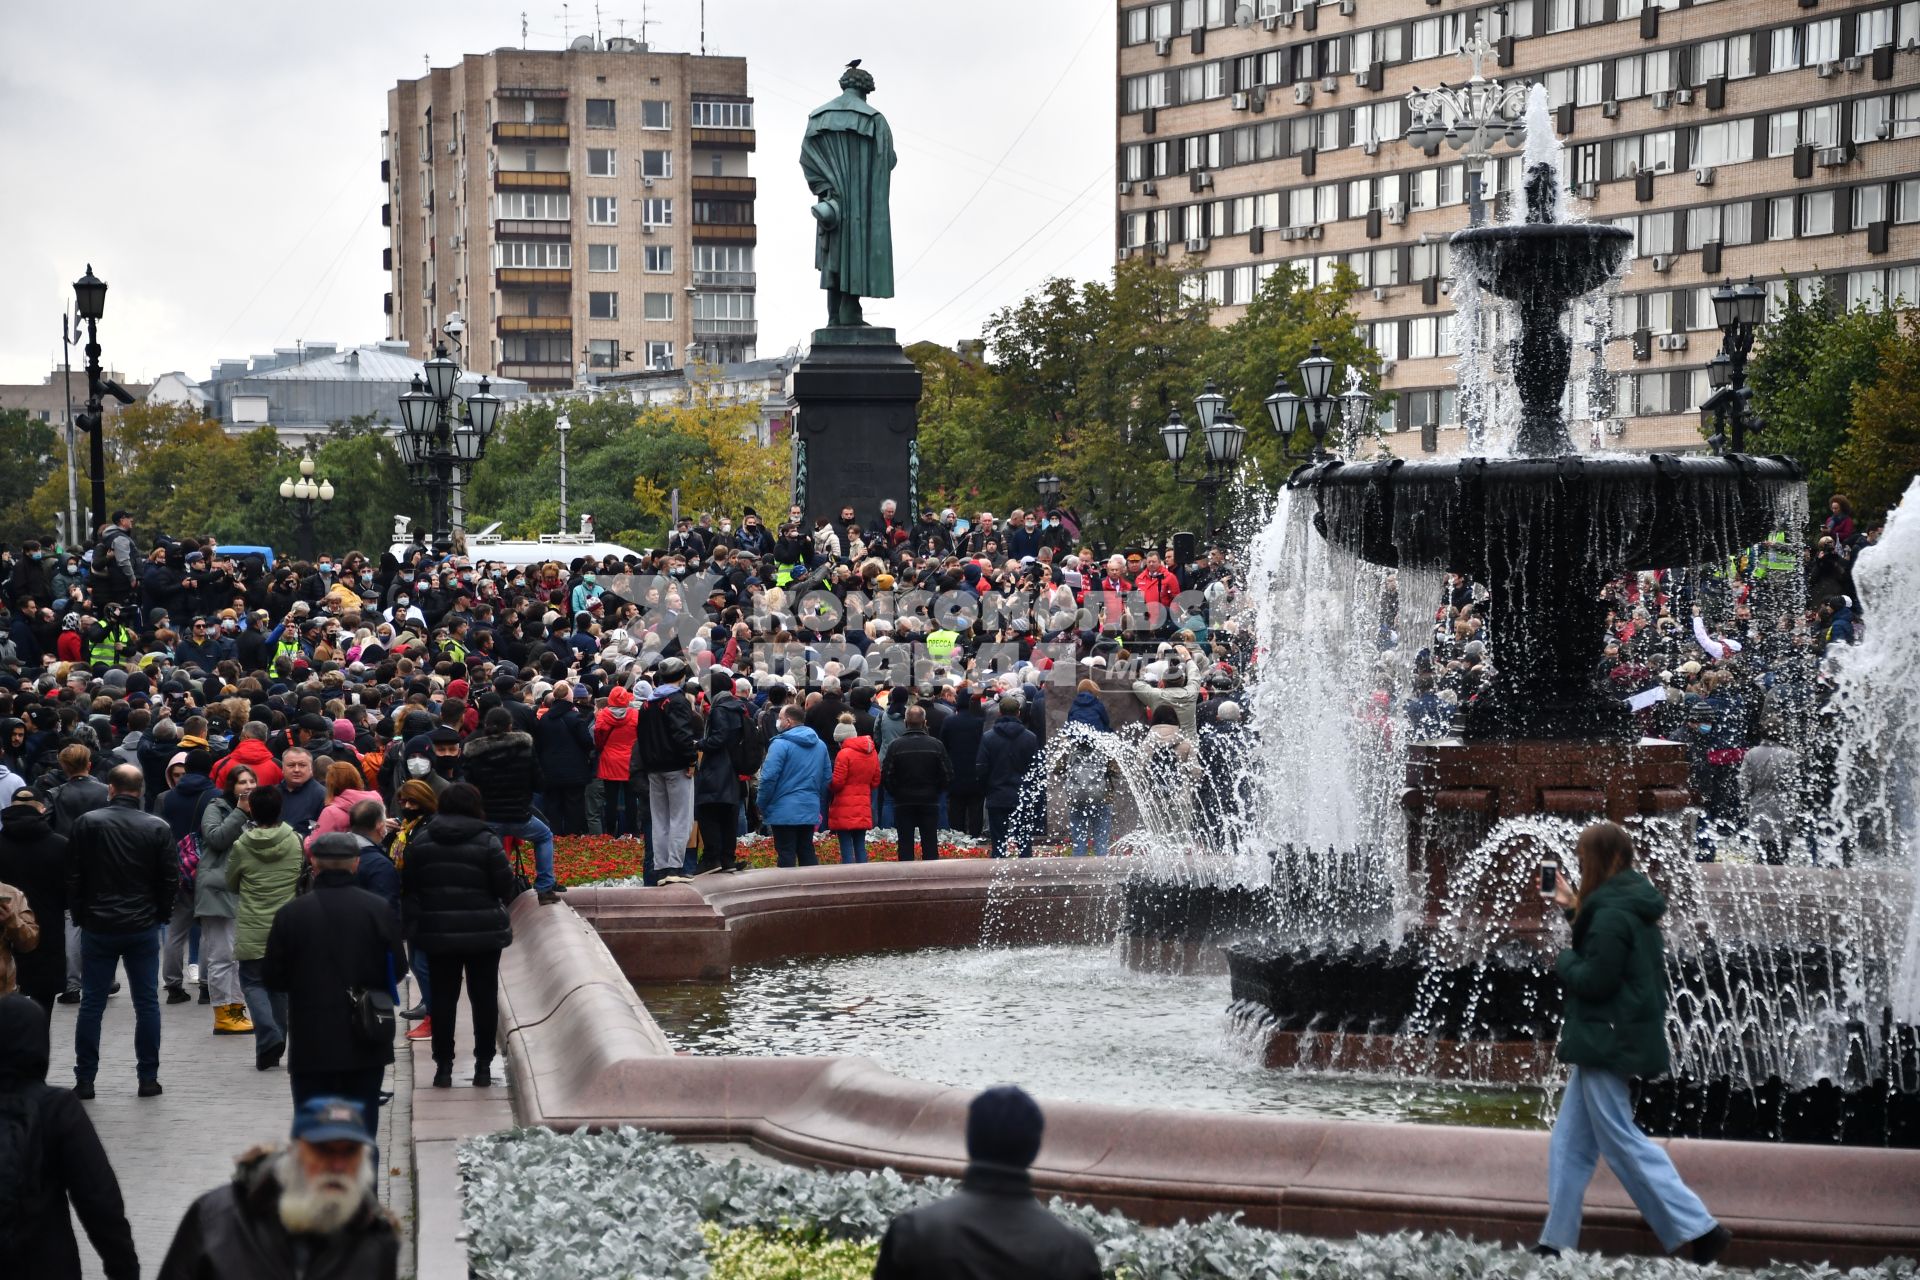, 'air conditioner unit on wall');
1232,92,1251,110
1651,91,1671,109
1816,60,1838,77
1817,145,1854,166
1386,203,1406,223
1693,166,1715,185
1364,138,1380,154
1602,100,1620,118
1651,254,1673,272
1675,88,1694,105
1186,236,1210,253
1575,180,1599,198
1141,180,1158,195
1294,83,1313,104
1844,54,1864,72
1321,75,1339,93
1118,180,1133,195
1155,37,1172,55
